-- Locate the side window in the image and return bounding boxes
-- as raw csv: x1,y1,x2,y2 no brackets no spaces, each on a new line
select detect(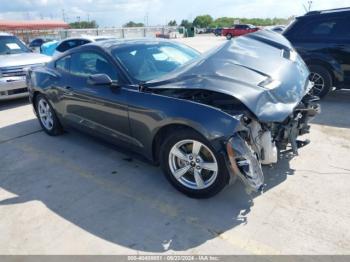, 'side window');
297,18,342,39
56,41,70,52
55,55,70,72
70,51,118,80
312,21,336,35
332,18,350,39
